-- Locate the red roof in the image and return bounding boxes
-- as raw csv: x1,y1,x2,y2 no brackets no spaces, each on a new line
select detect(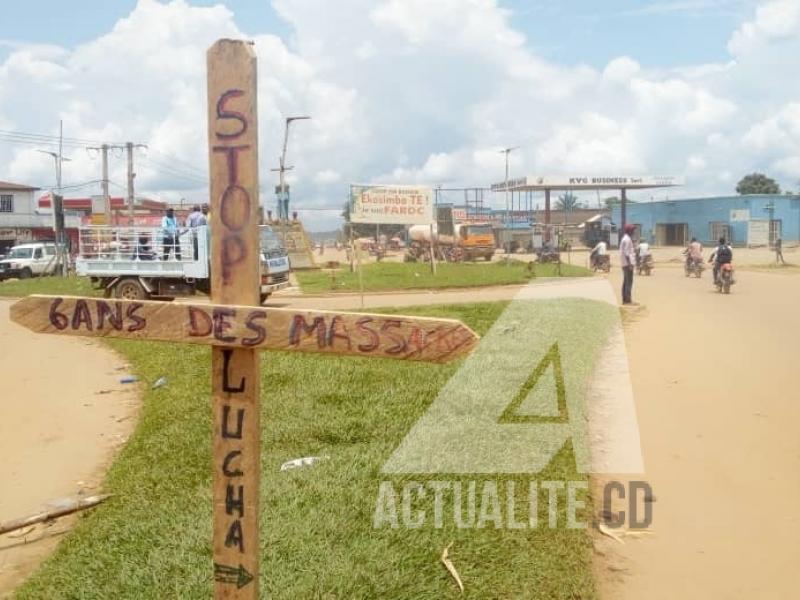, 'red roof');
0,180,40,191
38,193,167,211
